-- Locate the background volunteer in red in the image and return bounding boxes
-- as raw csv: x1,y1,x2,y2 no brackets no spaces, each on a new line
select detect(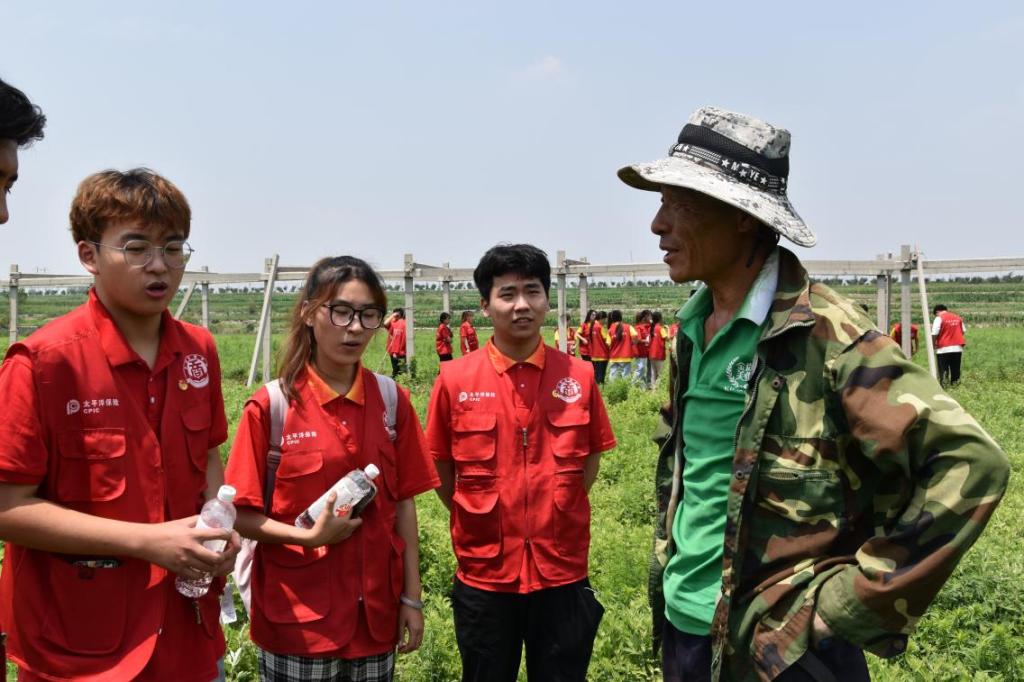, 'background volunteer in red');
436,311,454,362
426,244,617,682
0,169,238,682
932,303,967,387
577,309,596,362
383,307,407,377
226,256,439,681
459,310,479,355
589,311,611,384
649,311,670,385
